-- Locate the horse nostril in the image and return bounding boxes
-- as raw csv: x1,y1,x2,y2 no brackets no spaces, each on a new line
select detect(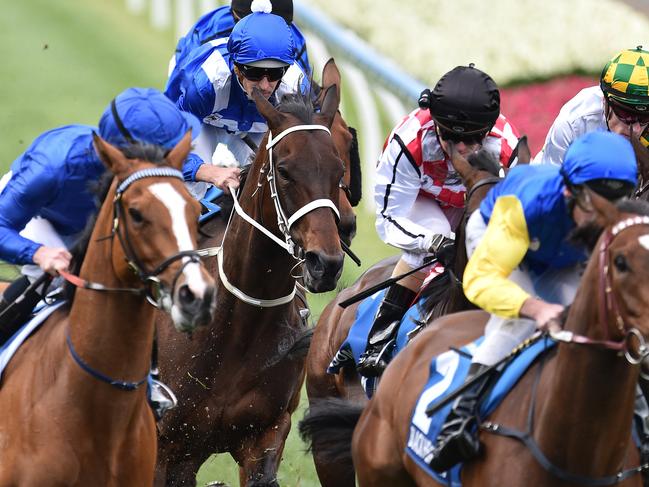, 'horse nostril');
178,284,196,306
305,251,325,280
